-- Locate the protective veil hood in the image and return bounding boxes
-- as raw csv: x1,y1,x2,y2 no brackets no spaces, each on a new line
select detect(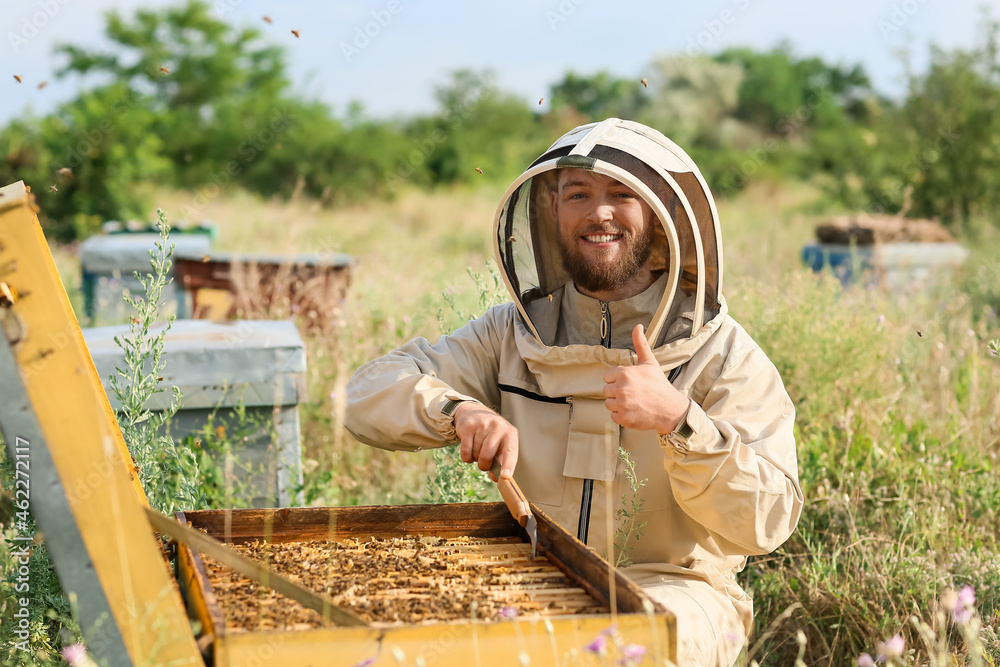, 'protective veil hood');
492,118,724,350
